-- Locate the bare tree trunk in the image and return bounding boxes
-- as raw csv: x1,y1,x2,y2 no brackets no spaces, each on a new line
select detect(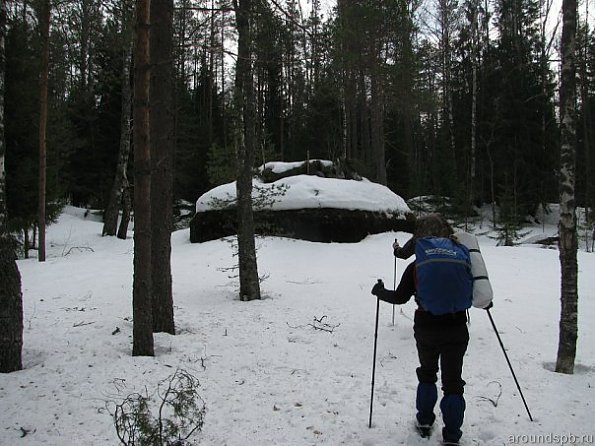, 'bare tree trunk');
234,0,261,301
132,0,154,356
150,0,175,334
0,0,6,229
23,229,29,259
580,2,592,240
221,19,227,149
438,0,457,183
80,0,90,91
37,0,50,263
470,0,480,210
0,0,23,373
371,74,386,185
103,40,133,237
357,71,368,161
117,178,132,239
0,236,22,373
556,0,578,375
338,0,353,160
